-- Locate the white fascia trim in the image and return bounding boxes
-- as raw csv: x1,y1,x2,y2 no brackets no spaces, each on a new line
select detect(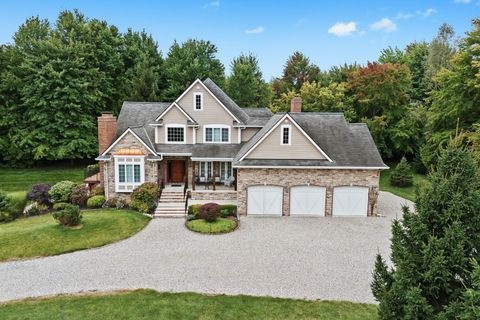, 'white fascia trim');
95,156,112,161
203,124,231,143
175,79,242,123
239,114,333,162
155,102,195,122
232,165,389,170
165,124,187,144
160,153,192,156
193,92,203,110
101,128,156,156
149,123,163,126
191,157,233,162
